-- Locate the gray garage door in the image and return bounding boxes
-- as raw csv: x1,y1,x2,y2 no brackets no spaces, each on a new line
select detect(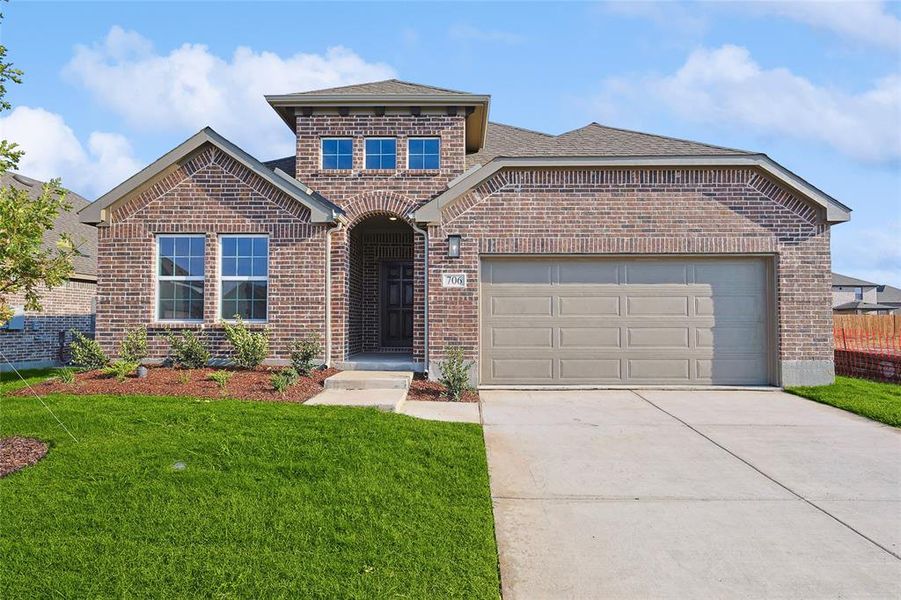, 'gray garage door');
480,257,772,385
